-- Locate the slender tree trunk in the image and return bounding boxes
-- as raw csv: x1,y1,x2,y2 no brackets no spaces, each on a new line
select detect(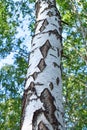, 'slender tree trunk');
21,0,64,129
